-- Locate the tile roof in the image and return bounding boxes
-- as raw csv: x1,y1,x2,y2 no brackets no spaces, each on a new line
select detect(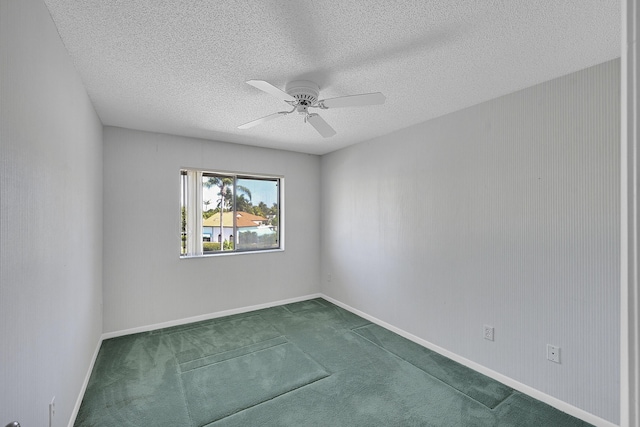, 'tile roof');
202,211,268,228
